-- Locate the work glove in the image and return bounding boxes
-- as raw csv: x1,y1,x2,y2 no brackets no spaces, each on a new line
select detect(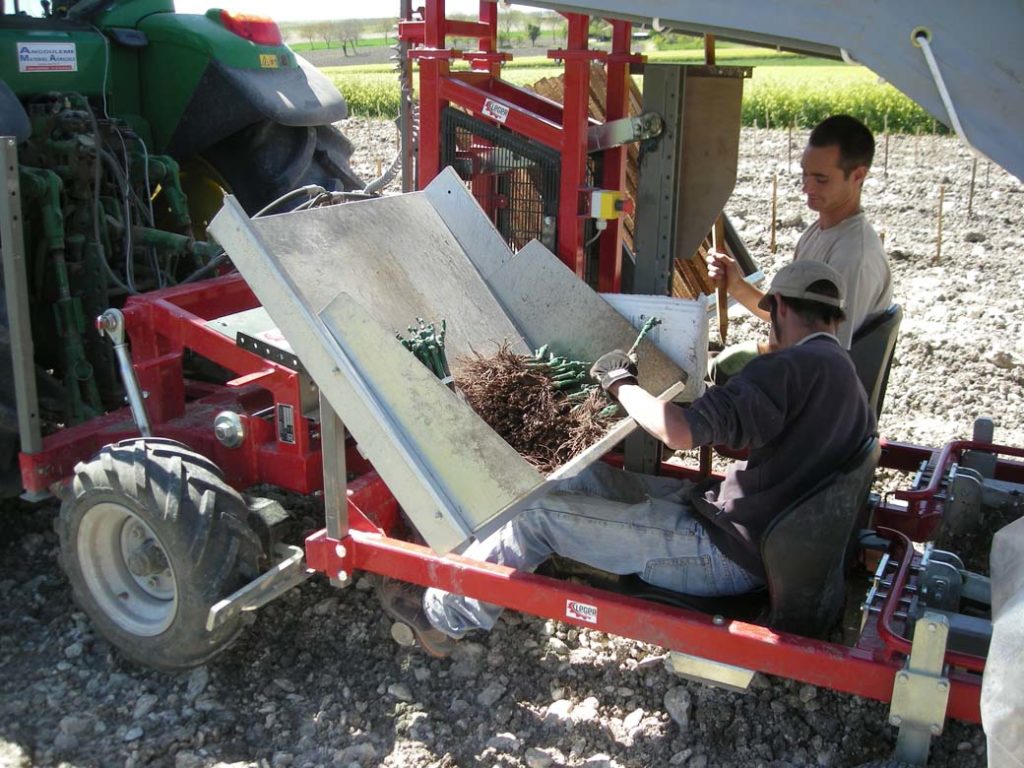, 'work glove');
590,350,638,397
707,339,762,385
